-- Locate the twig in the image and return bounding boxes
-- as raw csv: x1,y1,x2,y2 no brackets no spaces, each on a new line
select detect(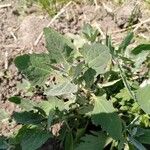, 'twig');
10,31,17,42
0,4,11,9
34,1,72,47
102,2,113,14
4,50,8,70
133,18,150,32
0,44,18,48
110,18,150,34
